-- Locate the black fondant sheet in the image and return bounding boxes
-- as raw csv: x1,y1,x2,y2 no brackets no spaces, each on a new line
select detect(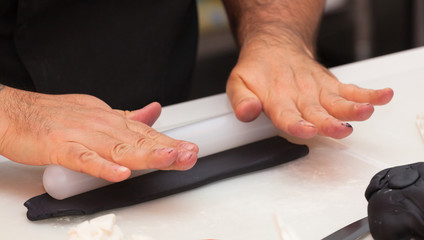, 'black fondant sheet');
25,136,309,221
